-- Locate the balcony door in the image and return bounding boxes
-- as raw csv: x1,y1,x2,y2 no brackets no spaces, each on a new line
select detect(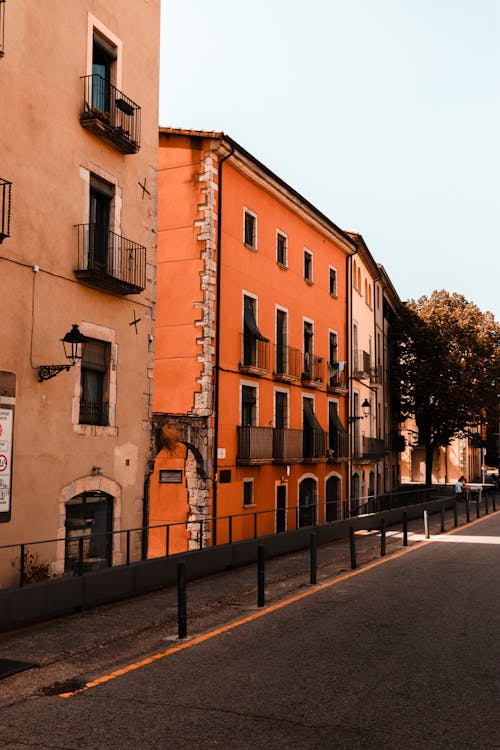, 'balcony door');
89,175,113,273
298,477,317,527
276,309,287,374
92,32,116,113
